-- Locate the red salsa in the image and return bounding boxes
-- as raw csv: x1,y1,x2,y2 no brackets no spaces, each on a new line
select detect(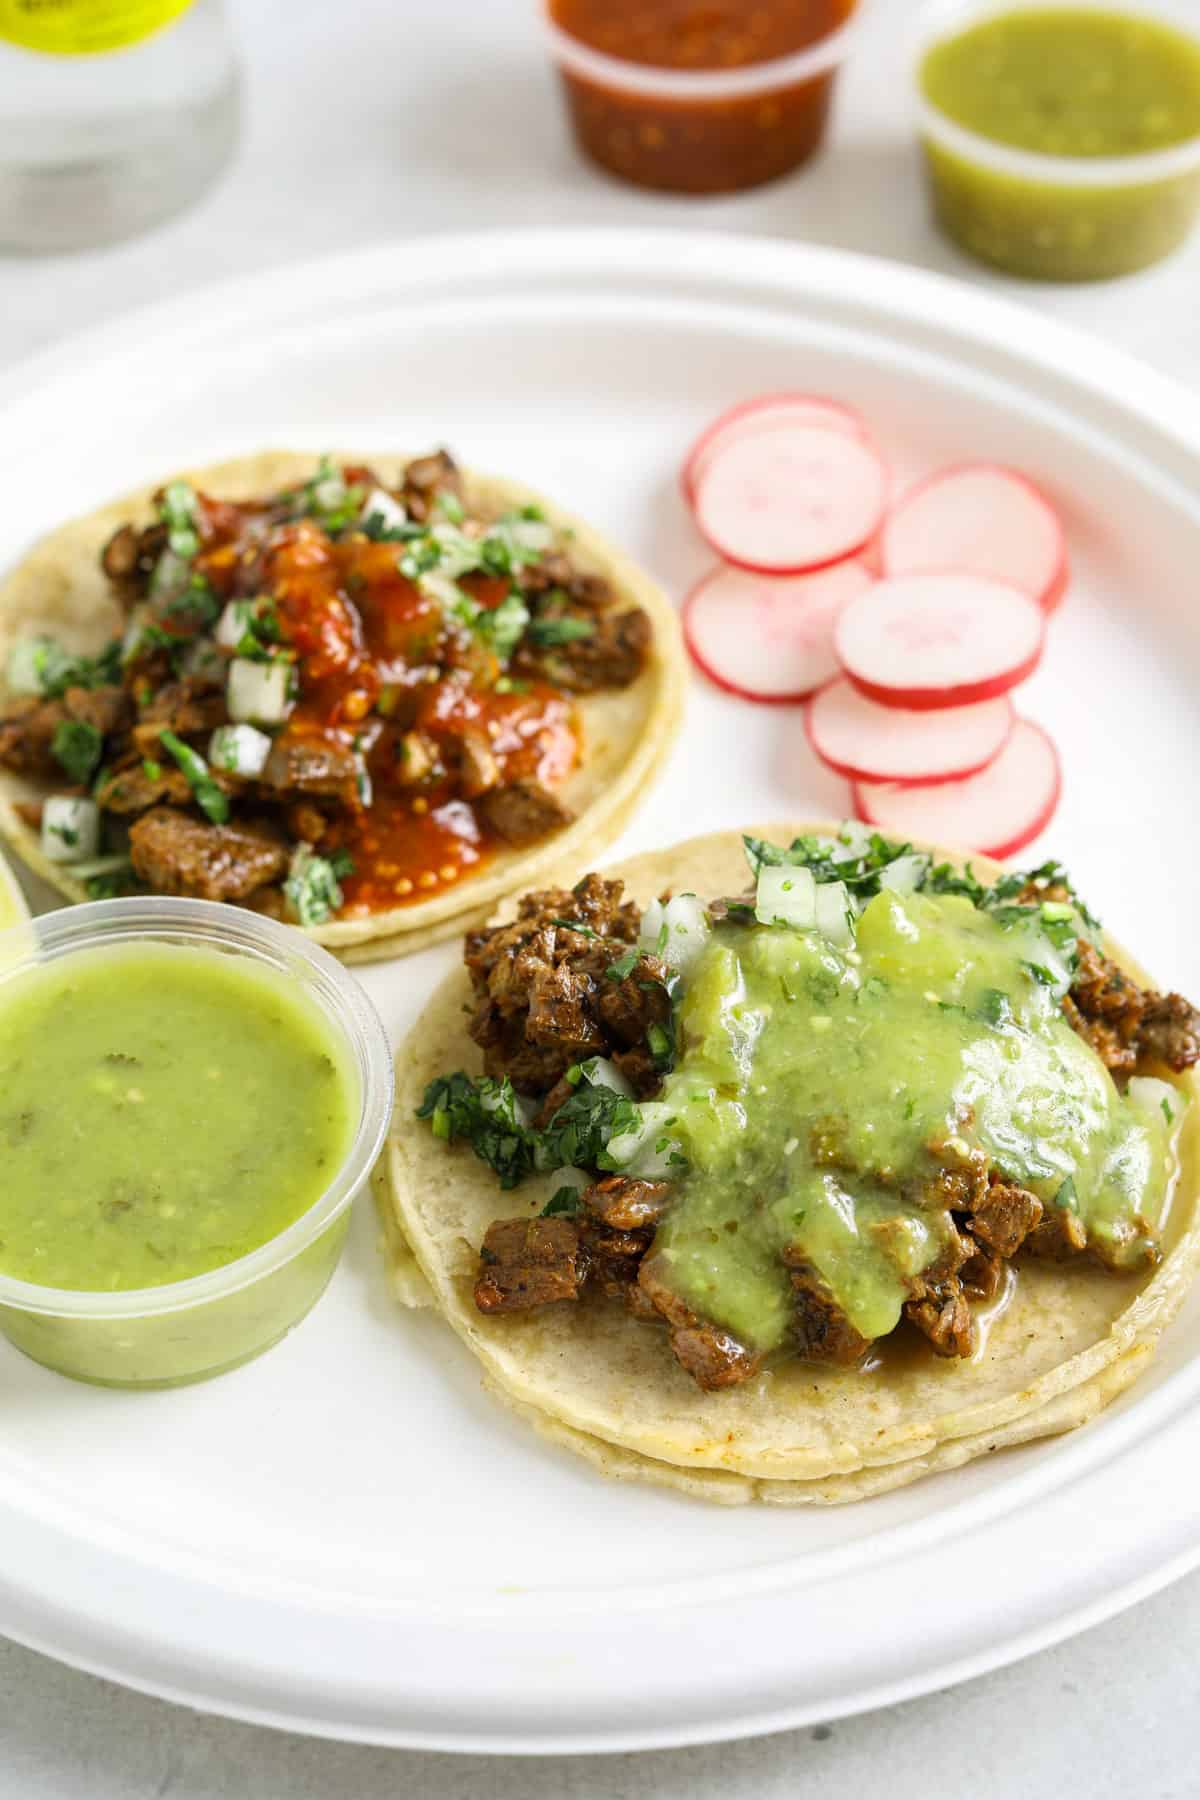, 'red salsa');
548,0,856,193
